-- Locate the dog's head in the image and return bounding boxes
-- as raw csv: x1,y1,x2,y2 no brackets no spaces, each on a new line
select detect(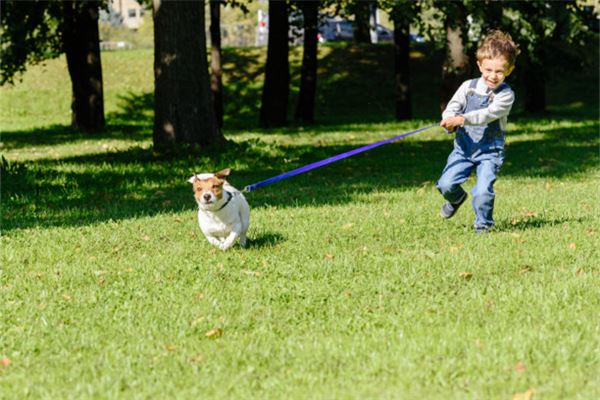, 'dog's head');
188,168,231,209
